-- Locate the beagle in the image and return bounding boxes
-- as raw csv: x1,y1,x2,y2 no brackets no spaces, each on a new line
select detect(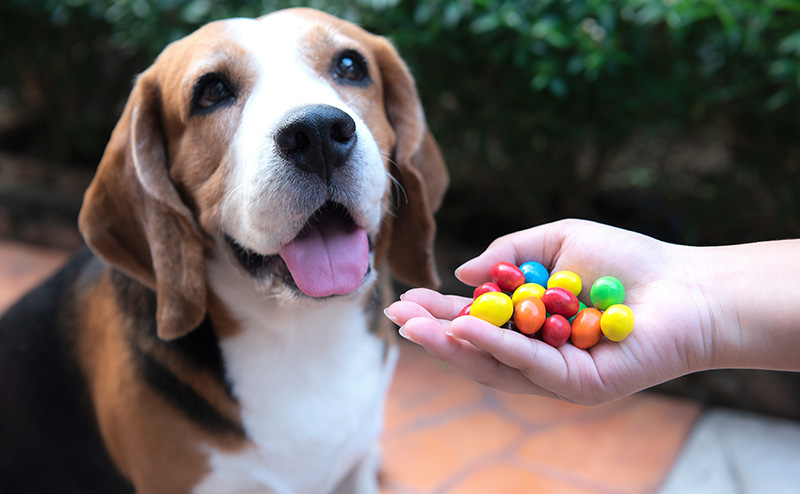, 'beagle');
0,8,447,494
